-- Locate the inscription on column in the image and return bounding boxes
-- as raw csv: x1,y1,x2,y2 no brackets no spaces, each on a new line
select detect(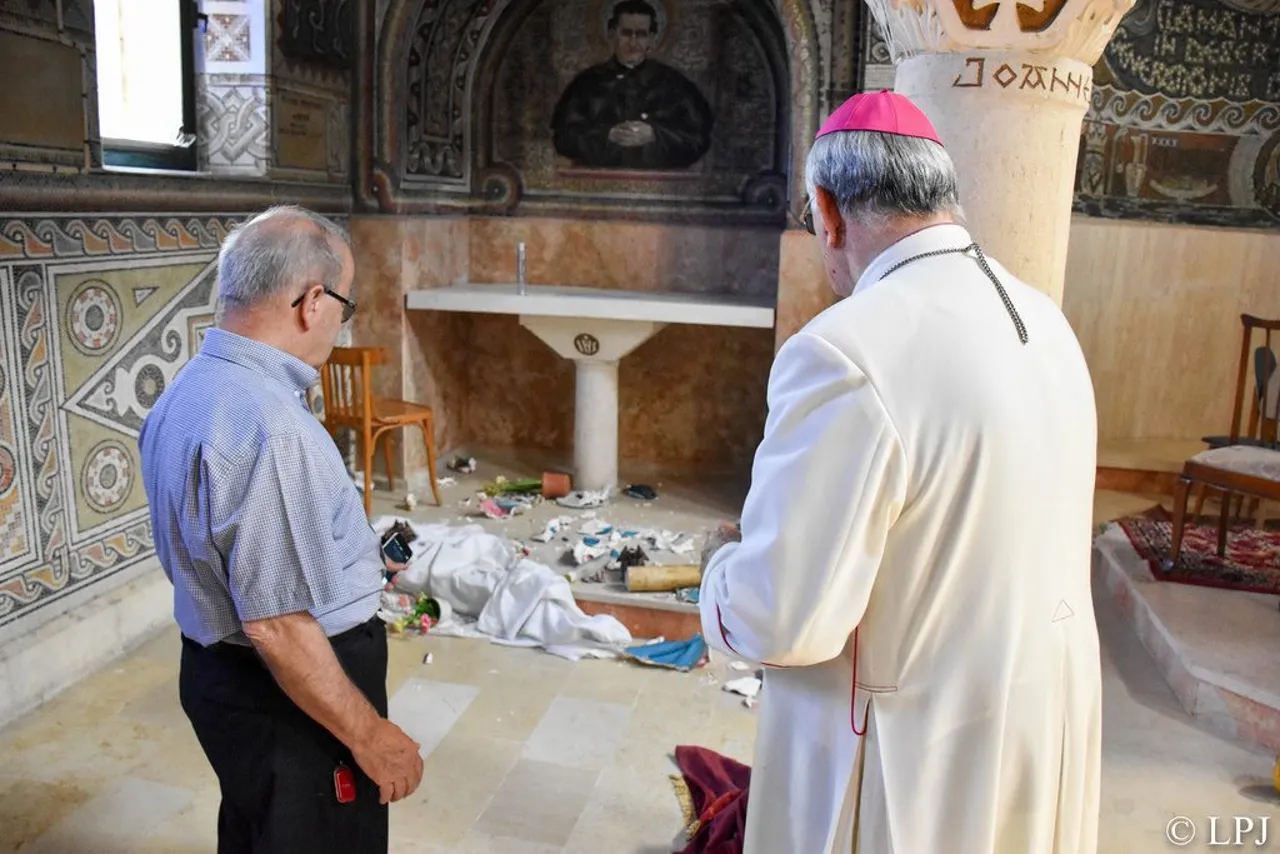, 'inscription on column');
951,56,1093,102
